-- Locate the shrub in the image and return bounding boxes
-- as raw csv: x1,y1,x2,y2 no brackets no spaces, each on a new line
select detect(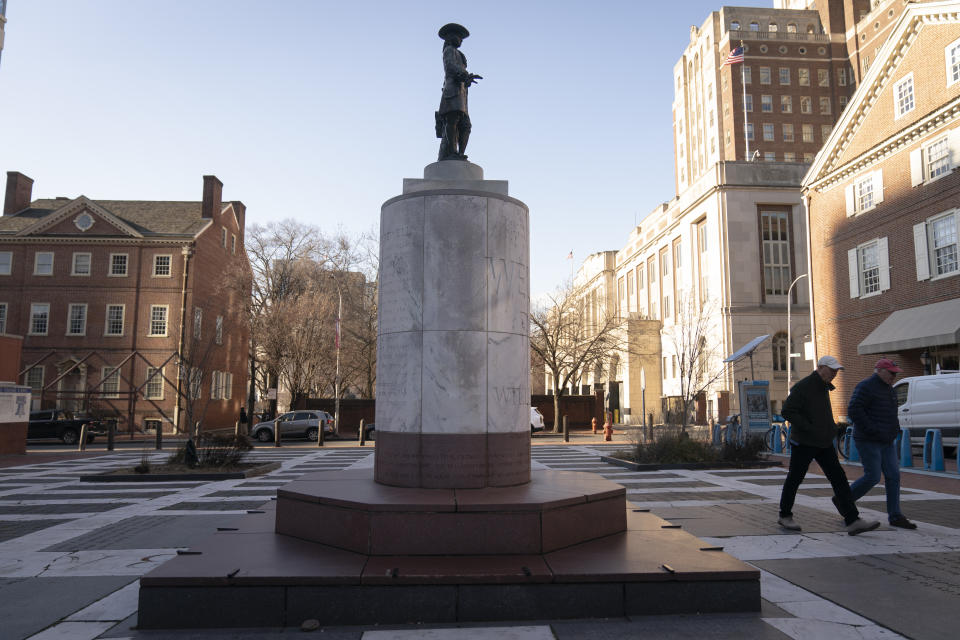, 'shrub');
621,432,768,466
168,433,252,468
